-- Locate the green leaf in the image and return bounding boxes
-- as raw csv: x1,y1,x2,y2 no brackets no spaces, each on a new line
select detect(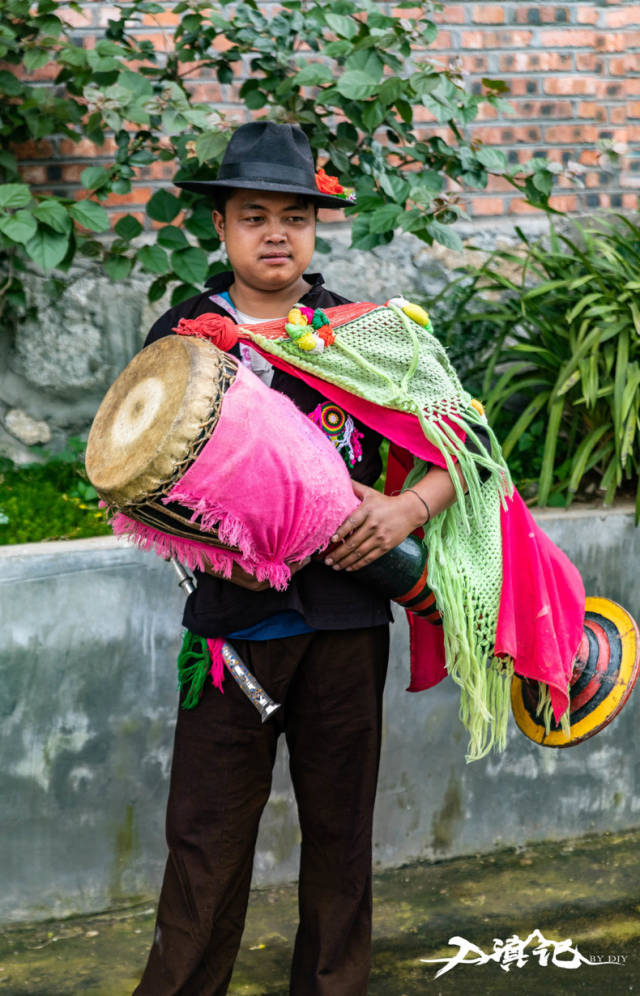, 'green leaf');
104,256,133,281
195,130,229,165
24,48,51,72
157,225,189,250
0,184,31,209
147,189,182,223
0,69,22,96
0,209,37,244
81,166,111,191
69,200,110,232
368,203,402,234
148,275,169,303
171,282,200,306
336,71,379,100
138,244,170,274
428,220,463,252
475,147,508,173
32,199,71,234
325,13,358,40
171,247,209,286
25,226,70,271
114,214,143,240
294,63,333,87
